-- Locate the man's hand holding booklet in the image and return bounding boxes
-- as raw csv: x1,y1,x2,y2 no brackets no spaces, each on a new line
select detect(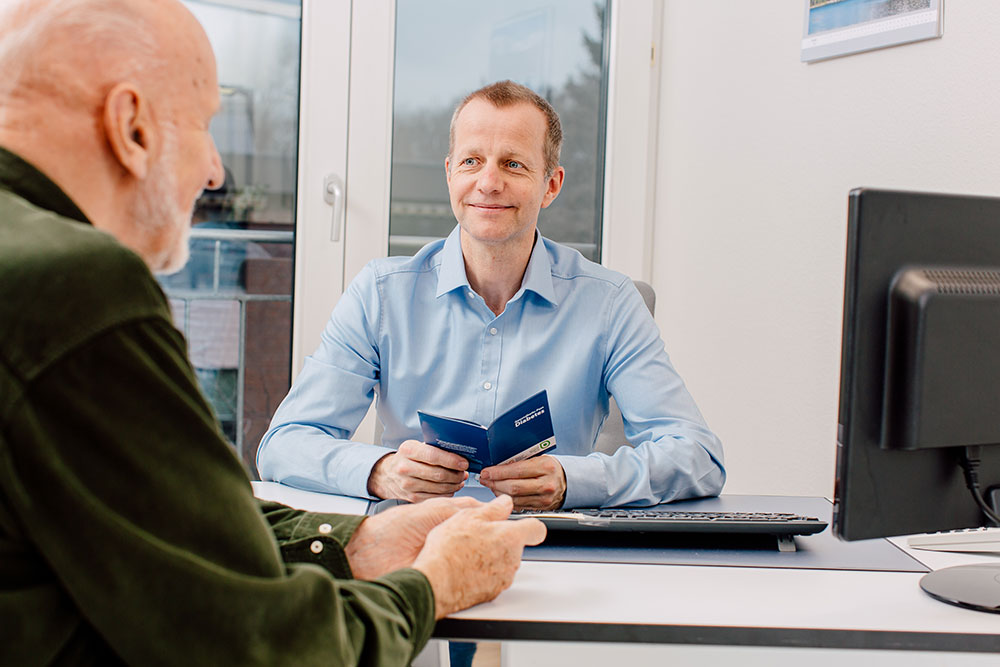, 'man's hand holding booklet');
418,390,556,474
